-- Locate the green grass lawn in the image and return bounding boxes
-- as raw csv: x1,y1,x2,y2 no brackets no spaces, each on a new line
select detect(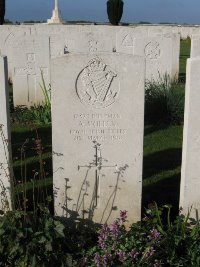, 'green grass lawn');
10,39,191,213
142,125,183,215
179,38,191,82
